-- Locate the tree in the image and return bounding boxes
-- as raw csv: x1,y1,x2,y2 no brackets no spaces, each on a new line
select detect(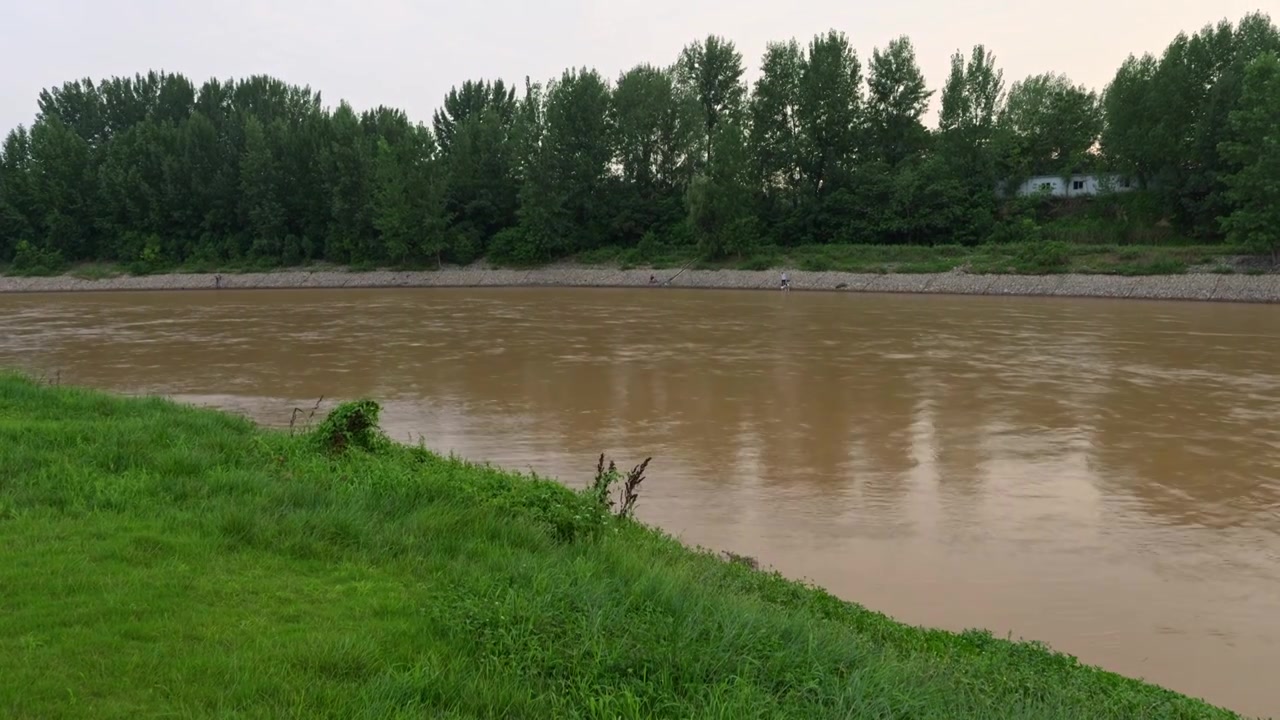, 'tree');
432,80,516,156
939,45,1004,146
1109,12,1279,236
611,65,695,191
372,138,413,264
749,40,803,205
435,81,520,250
610,64,698,242
937,45,1005,244
36,79,106,151
676,35,746,168
401,125,450,268
96,119,181,259
687,120,756,258
796,31,862,193
999,73,1101,180
177,111,239,257
1219,52,1280,261
1182,14,1280,236
865,36,932,166
1101,54,1159,185
239,116,285,260
515,68,614,261
0,128,35,261
4,16,1277,272
27,117,96,261
324,102,373,263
